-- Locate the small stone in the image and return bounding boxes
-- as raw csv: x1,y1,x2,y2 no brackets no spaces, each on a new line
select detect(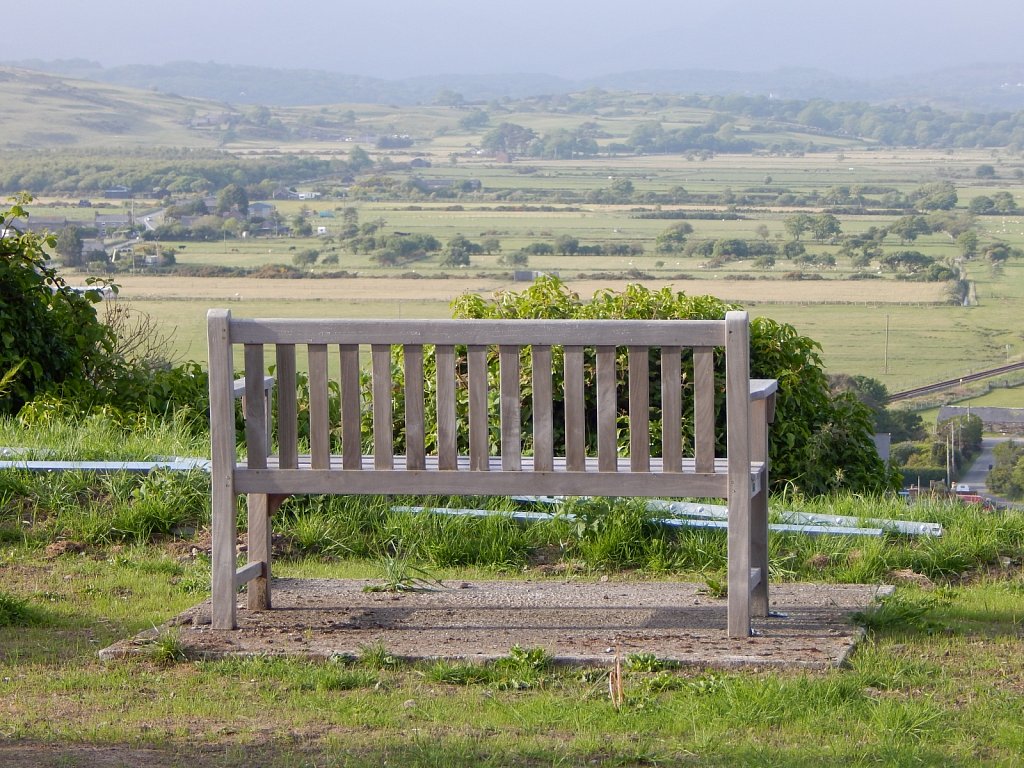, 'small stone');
403,699,417,709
